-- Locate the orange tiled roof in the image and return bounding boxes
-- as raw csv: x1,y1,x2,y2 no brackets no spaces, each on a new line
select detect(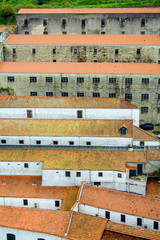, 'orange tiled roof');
147,148,160,160
0,25,15,33
102,230,144,240
0,149,147,171
0,176,78,211
105,221,160,240
0,206,70,237
0,62,159,75
79,184,160,221
18,8,160,14
67,211,106,240
4,34,160,46
0,96,137,109
133,126,158,141
0,119,133,138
